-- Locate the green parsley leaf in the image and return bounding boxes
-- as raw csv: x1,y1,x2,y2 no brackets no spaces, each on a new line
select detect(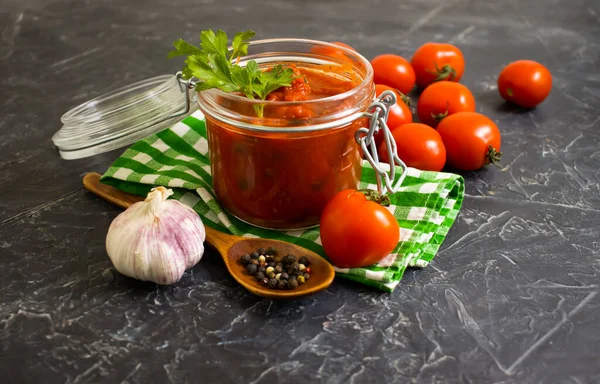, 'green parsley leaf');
254,64,294,100
230,65,254,99
200,29,228,56
231,30,256,60
184,55,237,92
167,38,203,59
168,29,296,117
